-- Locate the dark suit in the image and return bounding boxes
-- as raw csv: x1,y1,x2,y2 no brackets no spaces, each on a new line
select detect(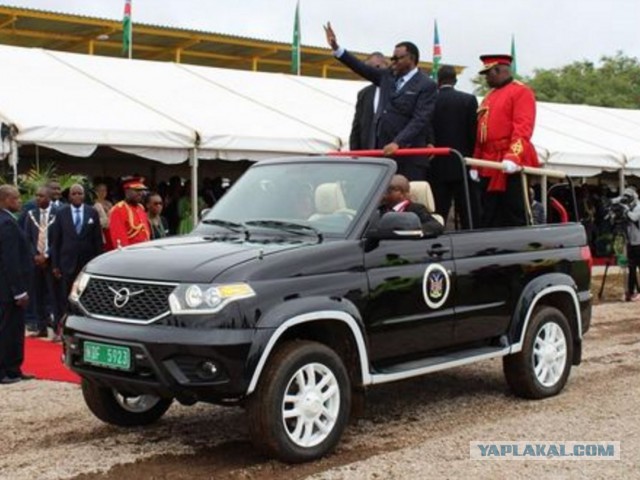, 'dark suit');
349,84,377,150
0,209,32,379
20,206,59,332
50,204,103,323
380,201,444,236
431,85,479,229
338,50,438,180
404,202,444,236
